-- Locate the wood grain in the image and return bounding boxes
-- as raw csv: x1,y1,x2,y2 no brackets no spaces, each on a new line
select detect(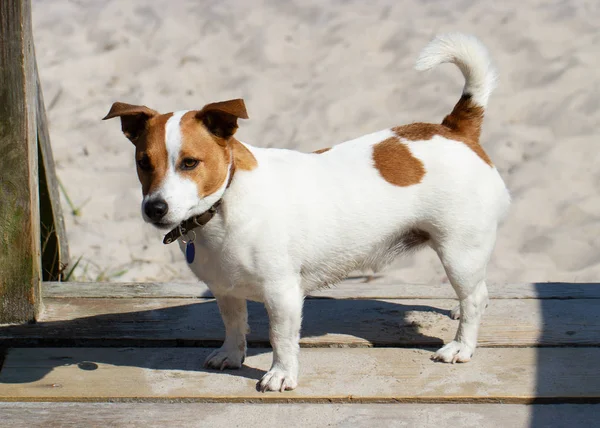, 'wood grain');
36,56,69,281
1,347,598,403
0,0,41,322
43,281,600,300
1,297,598,347
0,403,596,428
